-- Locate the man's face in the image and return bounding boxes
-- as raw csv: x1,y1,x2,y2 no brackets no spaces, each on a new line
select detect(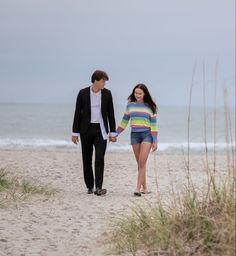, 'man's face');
94,79,106,89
